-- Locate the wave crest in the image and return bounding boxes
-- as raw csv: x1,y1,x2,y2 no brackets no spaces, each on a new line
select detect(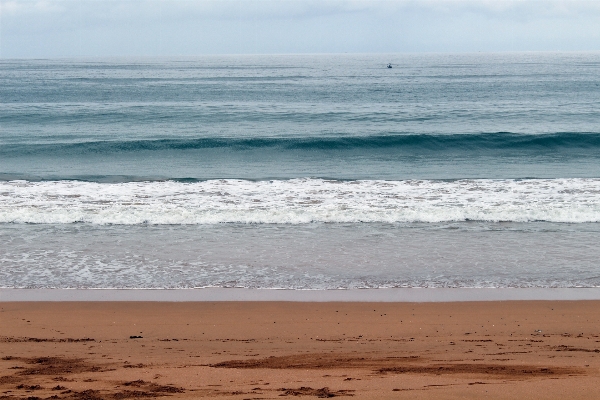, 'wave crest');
3,132,600,155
